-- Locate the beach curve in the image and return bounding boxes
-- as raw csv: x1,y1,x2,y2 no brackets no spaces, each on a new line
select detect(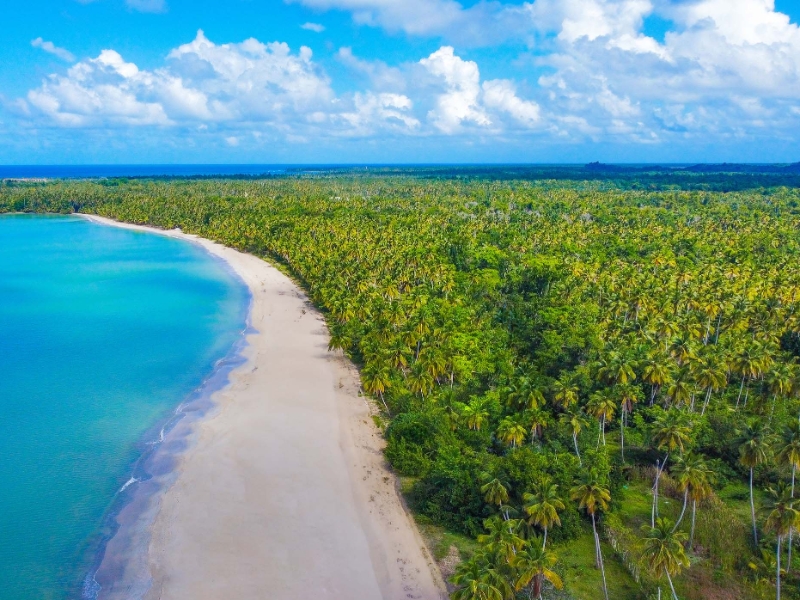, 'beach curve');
83,215,448,600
